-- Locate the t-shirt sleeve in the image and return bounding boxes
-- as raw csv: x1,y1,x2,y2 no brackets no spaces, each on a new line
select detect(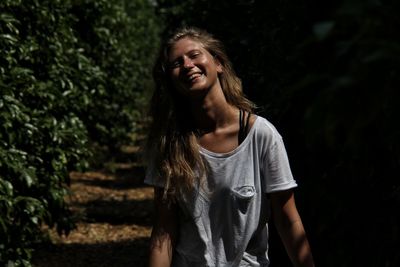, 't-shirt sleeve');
260,121,298,193
143,160,165,188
